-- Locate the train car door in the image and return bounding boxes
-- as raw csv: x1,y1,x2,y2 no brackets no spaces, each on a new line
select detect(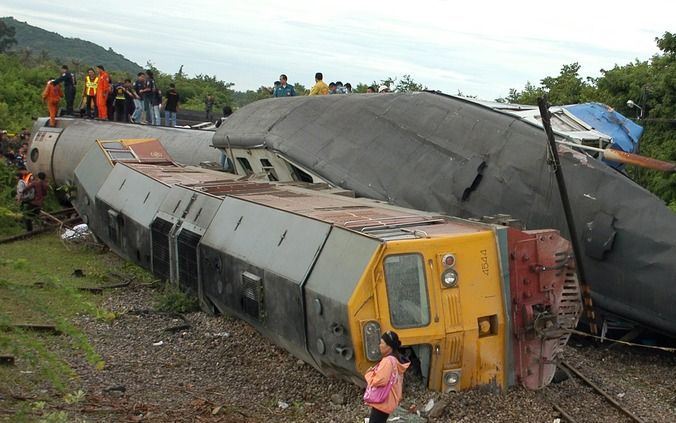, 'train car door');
375,243,446,390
